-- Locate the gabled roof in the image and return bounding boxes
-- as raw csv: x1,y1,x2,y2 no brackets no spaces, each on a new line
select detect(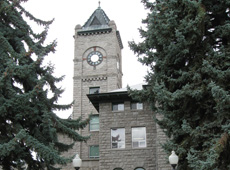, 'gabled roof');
82,7,110,31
